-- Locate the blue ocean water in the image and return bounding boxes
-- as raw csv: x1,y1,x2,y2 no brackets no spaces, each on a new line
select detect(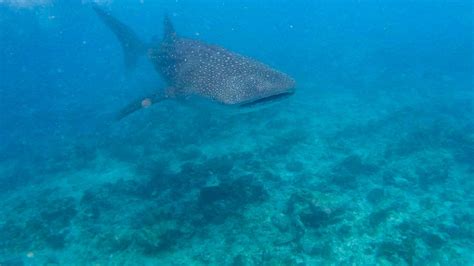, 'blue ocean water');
0,0,472,264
